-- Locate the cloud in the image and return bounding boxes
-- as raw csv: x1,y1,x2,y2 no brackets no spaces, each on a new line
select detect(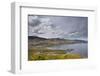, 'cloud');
28,15,68,38
28,16,41,27
28,15,88,39
68,32,80,36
